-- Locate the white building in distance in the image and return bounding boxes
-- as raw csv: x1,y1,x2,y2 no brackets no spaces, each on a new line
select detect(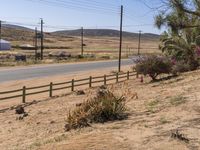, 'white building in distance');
0,39,11,50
